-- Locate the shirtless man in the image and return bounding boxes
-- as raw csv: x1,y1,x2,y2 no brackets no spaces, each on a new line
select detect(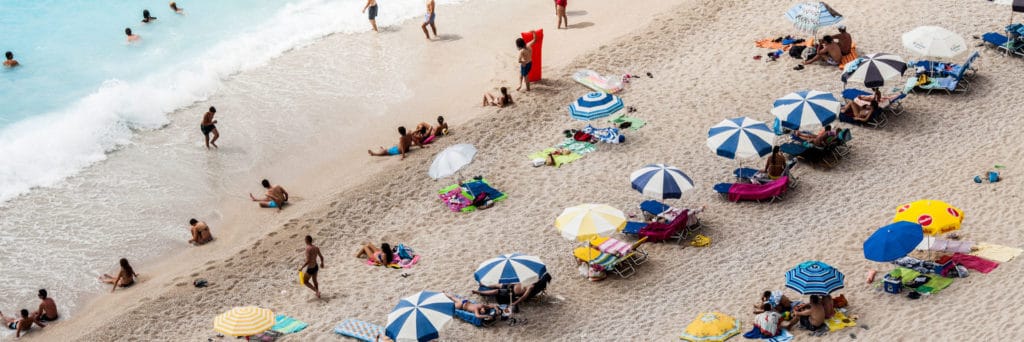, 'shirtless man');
250,179,289,210
433,116,448,136
790,295,827,335
187,219,213,245
516,30,538,91
363,0,379,32
3,51,19,68
368,126,427,160
299,235,324,298
201,106,219,149
803,36,841,66
421,0,437,40
2,309,45,339
31,290,58,323
832,25,852,56
125,28,141,43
